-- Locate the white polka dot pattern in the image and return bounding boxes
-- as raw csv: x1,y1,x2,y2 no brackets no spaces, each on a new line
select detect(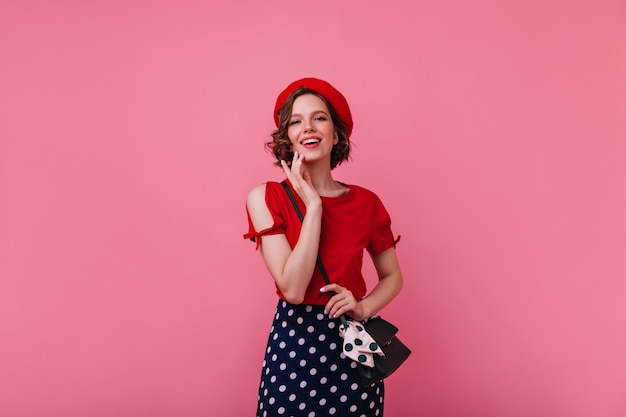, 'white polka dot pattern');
256,300,384,416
